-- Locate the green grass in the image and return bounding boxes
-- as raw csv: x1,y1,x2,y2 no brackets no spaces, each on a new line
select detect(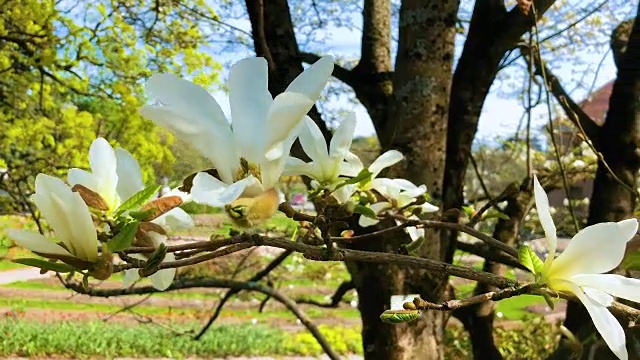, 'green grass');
0,295,361,322
0,320,362,358
495,295,547,320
